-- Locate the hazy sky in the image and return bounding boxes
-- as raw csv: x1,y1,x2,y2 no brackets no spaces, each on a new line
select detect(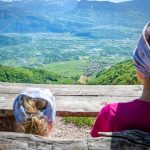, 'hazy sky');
1,0,131,2
89,0,130,2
